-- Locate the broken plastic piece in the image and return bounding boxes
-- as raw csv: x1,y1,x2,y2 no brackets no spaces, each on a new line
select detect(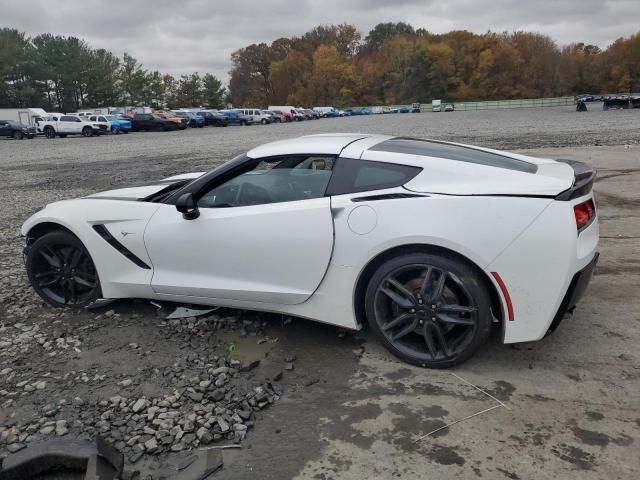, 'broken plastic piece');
165,306,218,319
